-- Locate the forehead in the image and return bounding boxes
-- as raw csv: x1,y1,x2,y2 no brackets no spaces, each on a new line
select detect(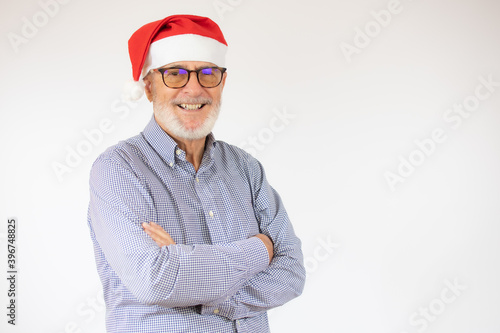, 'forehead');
162,61,218,69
